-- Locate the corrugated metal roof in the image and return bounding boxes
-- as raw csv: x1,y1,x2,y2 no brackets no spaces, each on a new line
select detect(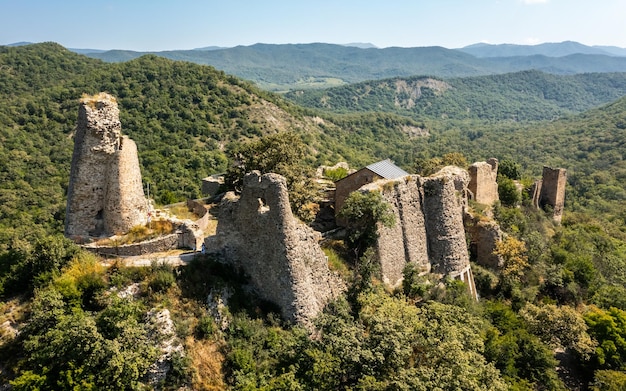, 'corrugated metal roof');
366,159,409,179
